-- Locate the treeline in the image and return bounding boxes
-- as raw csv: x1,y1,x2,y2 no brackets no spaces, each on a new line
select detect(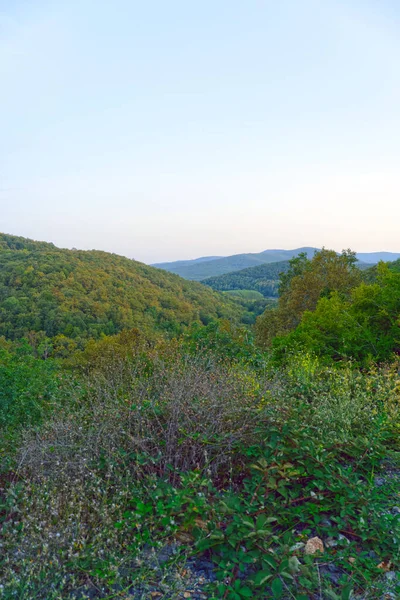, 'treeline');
256,249,400,364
